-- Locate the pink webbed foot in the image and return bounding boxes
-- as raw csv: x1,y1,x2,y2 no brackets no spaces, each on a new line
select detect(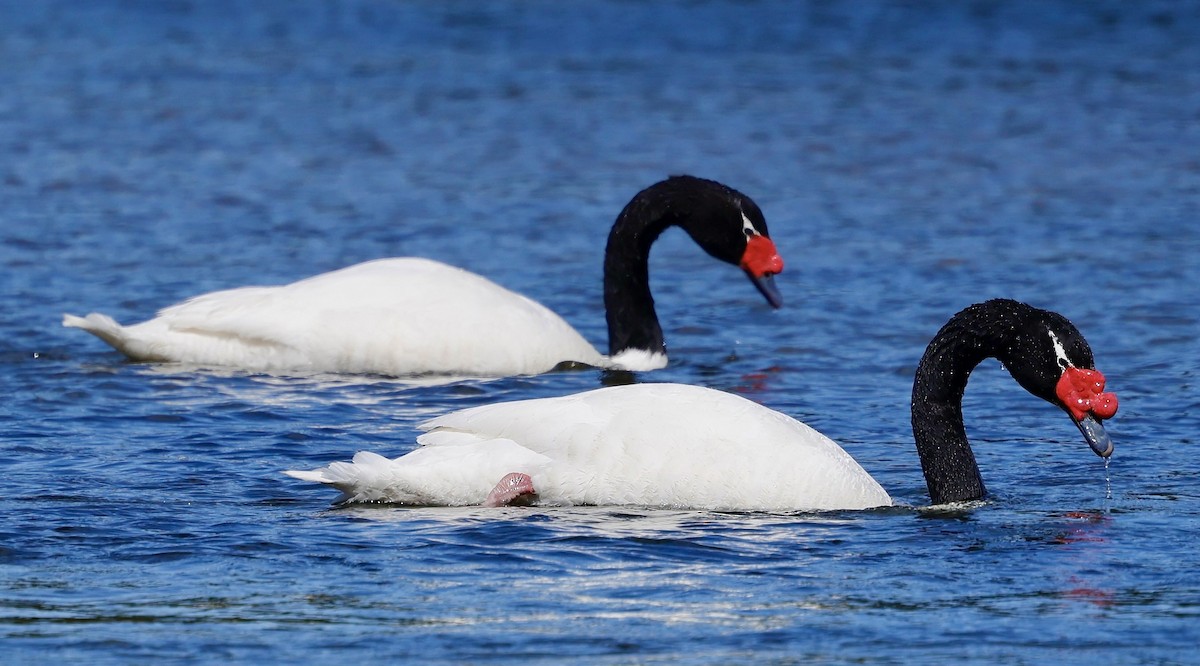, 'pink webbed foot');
484,472,538,507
